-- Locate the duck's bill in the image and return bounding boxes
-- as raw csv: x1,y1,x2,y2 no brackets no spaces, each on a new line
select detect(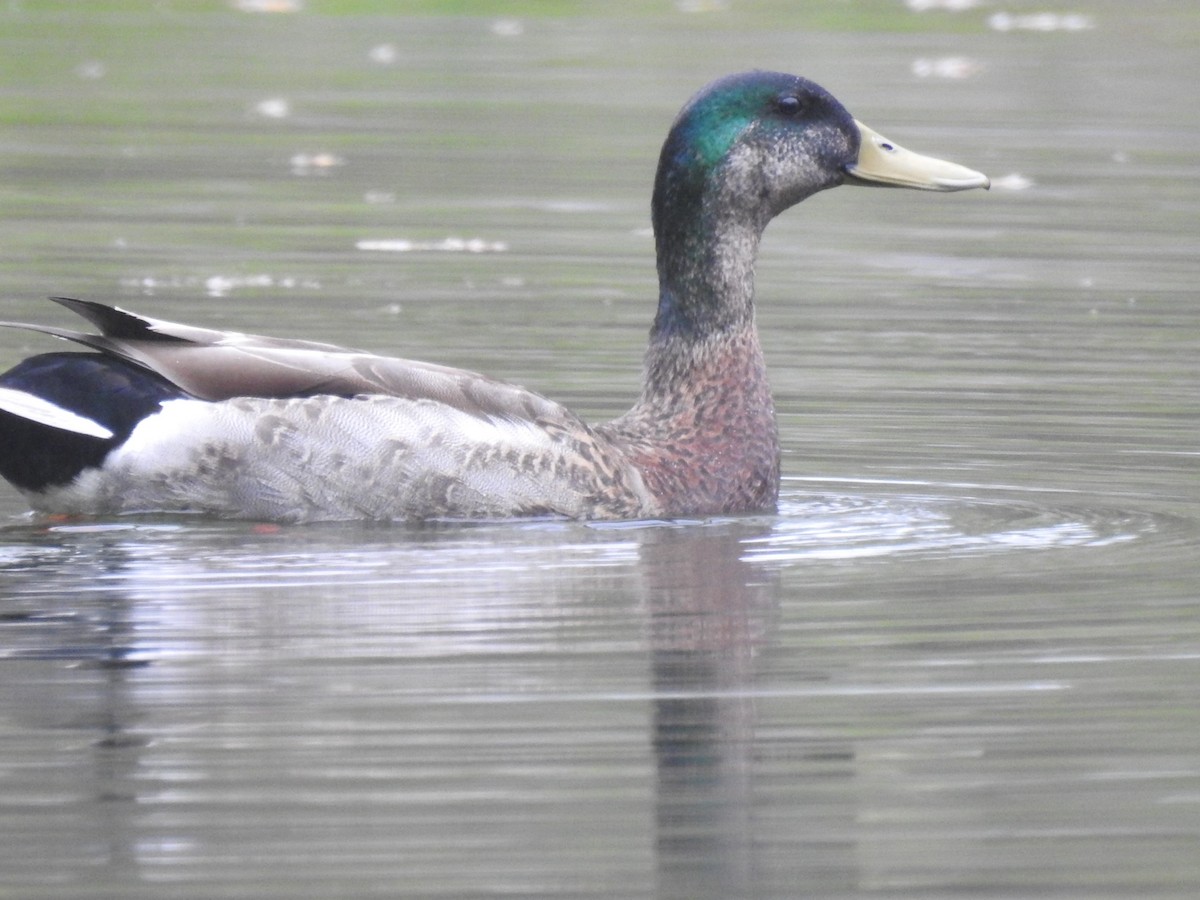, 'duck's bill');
844,121,989,192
